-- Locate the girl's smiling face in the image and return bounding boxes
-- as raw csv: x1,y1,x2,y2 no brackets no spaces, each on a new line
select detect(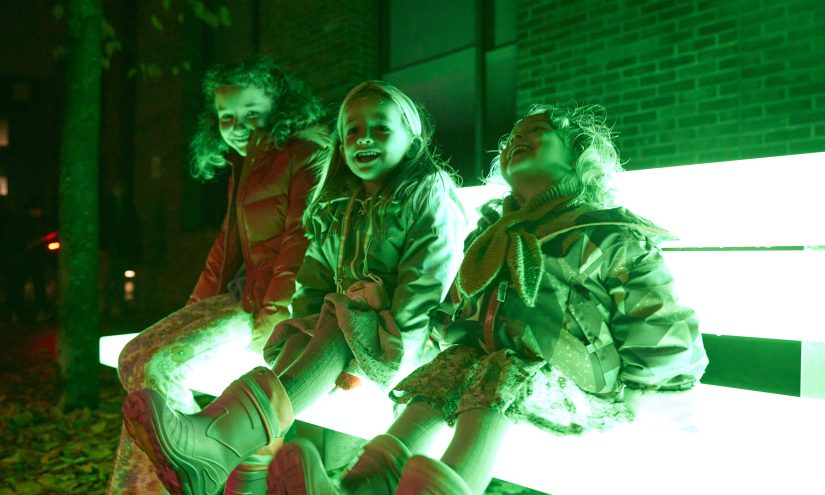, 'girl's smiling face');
214,85,273,157
340,91,414,195
500,113,573,188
